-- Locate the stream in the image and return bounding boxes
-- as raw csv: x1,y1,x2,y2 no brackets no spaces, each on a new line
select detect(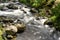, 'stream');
0,2,60,40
